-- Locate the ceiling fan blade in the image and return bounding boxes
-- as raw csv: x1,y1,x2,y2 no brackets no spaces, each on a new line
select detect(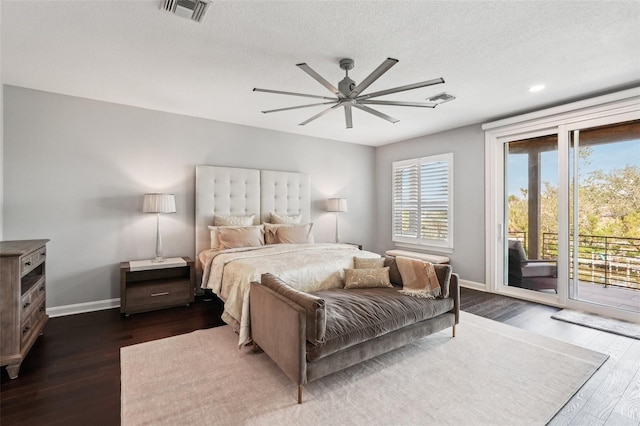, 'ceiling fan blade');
344,103,353,129
297,63,345,98
352,103,399,124
359,100,437,108
262,101,338,114
299,104,341,126
347,57,398,98
356,78,445,100
253,88,337,101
